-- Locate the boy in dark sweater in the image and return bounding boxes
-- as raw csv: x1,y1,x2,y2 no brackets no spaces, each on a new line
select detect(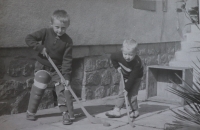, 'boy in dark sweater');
25,10,74,125
106,39,143,118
